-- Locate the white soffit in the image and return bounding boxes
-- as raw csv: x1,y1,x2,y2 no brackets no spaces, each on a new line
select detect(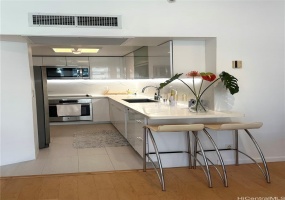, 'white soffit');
28,36,129,46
